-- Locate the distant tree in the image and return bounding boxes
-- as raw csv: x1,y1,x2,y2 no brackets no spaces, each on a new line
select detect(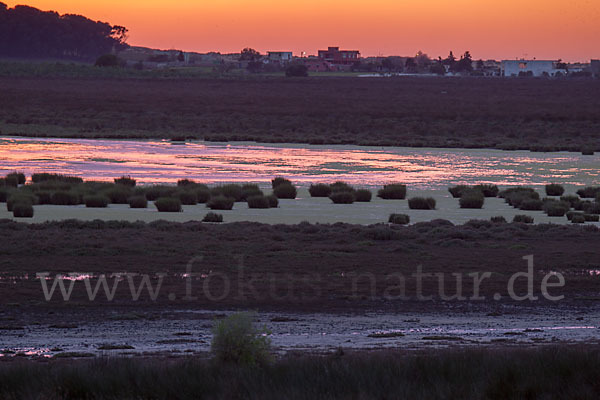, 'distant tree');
177,51,185,62
285,64,308,77
453,51,473,73
94,54,120,67
240,48,261,61
476,59,485,70
429,62,446,75
381,58,394,71
415,51,431,69
443,51,456,67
